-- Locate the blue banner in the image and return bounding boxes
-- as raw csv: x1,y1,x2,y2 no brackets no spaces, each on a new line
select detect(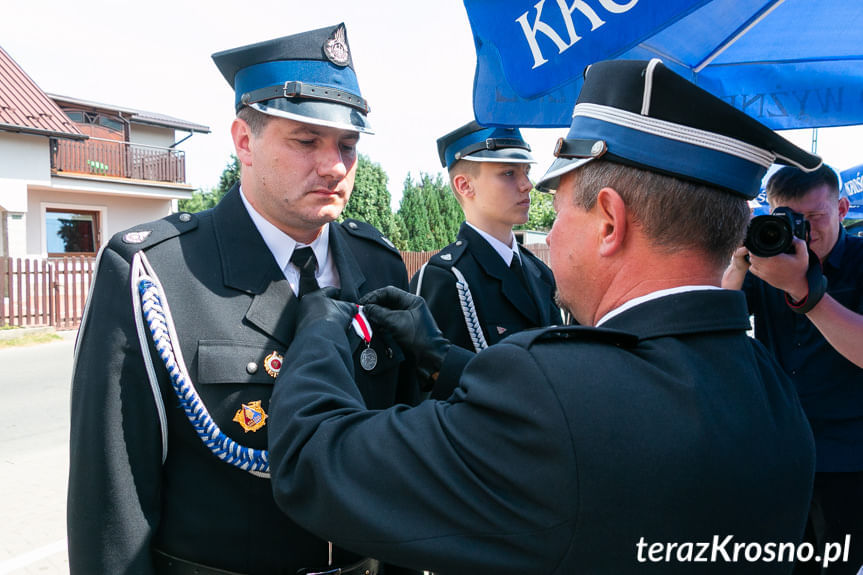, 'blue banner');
840,164,863,220
465,0,863,130
465,0,708,99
